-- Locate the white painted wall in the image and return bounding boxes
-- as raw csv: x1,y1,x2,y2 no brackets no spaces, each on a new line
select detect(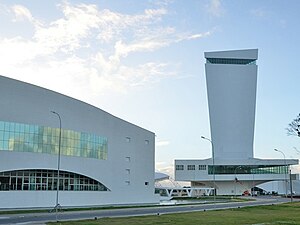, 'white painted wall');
175,158,298,195
0,75,159,208
205,57,257,160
